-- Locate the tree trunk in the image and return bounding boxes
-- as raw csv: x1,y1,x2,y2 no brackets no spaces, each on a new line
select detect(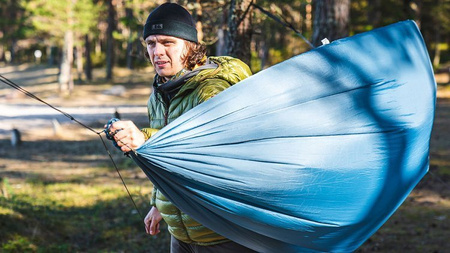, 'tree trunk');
58,30,74,93
226,0,253,65
306,0,313,32
258,40,268,70
47,45,56,66
403,0,421,28
216,11,227,56
433,27,441,68
125,8,133,70
135,38,144,64
76,44,83,82
106,0,117,80
368,0,381,27
10,38,17,63
195,0,204,42
311,0,350,47
0,45,3,62
85,35,92,81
